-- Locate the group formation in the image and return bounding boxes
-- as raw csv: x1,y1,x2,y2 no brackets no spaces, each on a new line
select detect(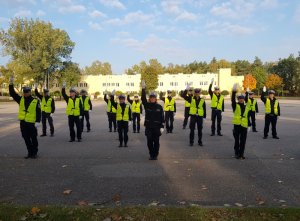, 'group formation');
8,76,280,160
